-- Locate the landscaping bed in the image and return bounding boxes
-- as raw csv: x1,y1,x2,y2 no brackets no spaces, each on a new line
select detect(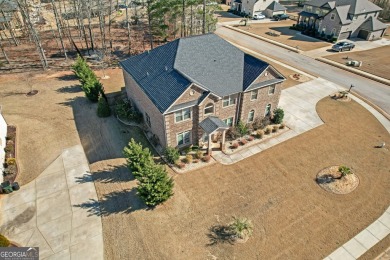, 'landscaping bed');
3,126,18,183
